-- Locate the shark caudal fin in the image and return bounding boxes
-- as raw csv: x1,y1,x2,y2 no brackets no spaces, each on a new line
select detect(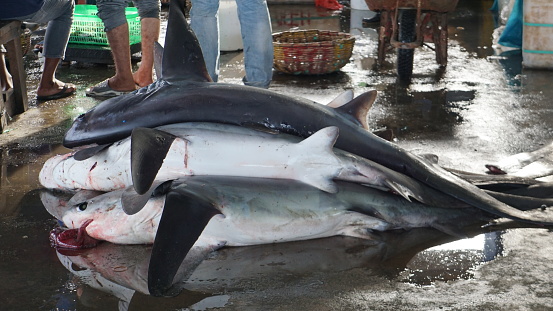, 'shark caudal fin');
484,190,553,212
296,126,341,193
332,90,377,130
147,187,220,297
131,128,177,195
162,0,212,83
